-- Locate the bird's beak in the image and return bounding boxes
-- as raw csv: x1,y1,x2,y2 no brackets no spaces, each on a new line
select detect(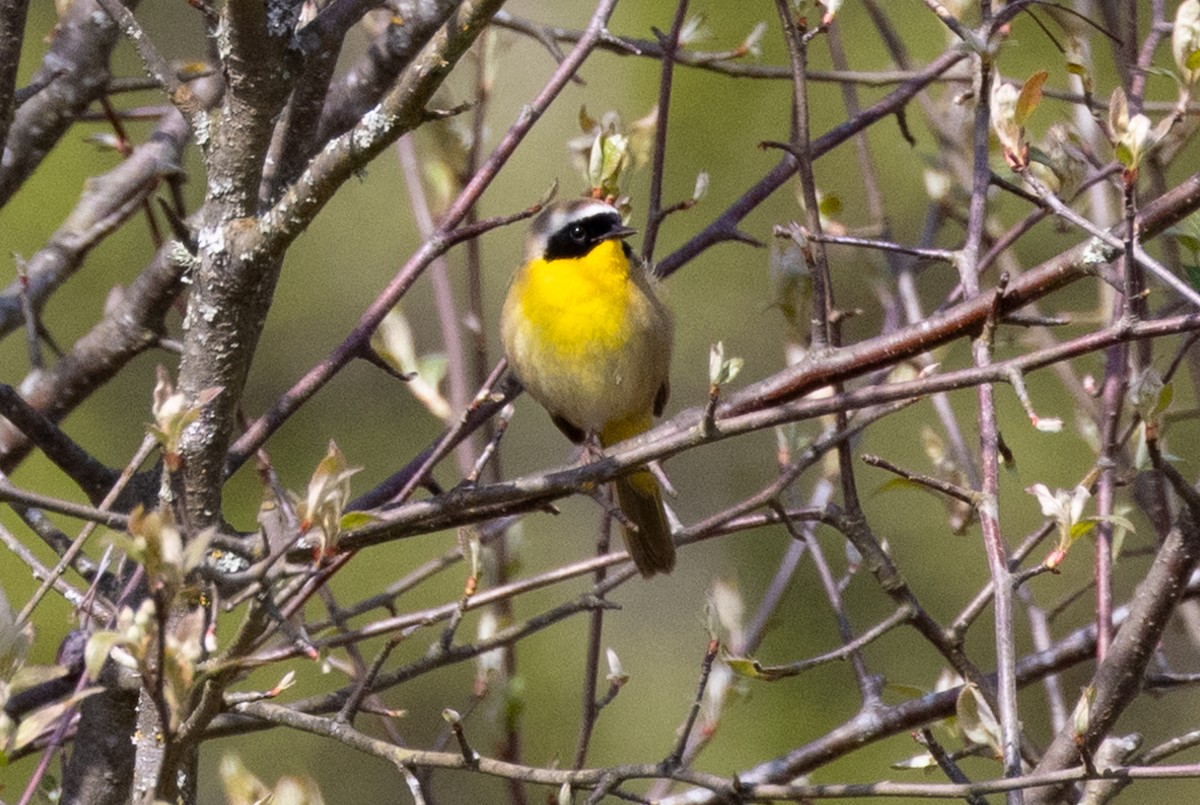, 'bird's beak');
607,225,637,240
